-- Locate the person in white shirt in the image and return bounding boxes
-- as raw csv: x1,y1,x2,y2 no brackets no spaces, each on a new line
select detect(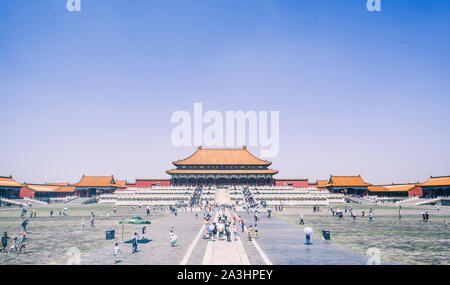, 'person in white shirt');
113,243,120,264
